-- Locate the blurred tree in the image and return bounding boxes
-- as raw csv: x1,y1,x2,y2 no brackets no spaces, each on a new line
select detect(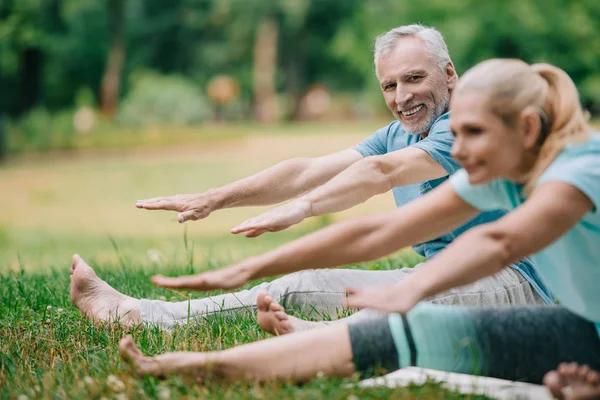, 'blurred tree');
99,0,126,117
2,0,600,126
253,15,279,123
